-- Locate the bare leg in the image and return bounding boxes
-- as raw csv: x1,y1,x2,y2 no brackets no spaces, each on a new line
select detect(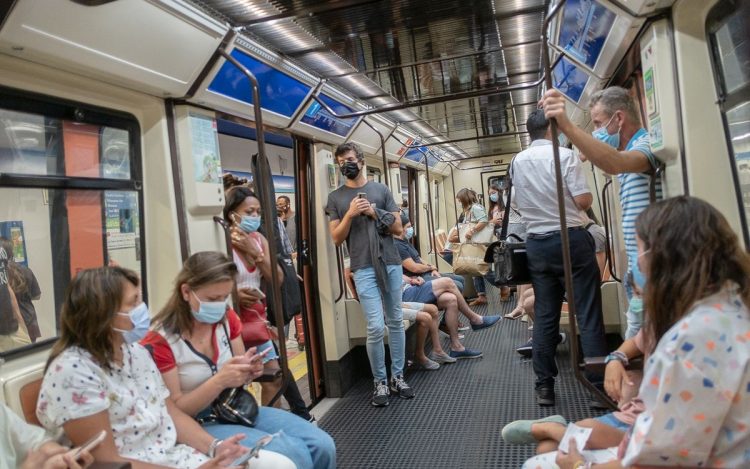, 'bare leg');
431,278,484,324
414,312,430,364
437,293,464,351
536,440,558,454
261,359,283,407
422,304,446,355
522,288,535,321
531,418,625,451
